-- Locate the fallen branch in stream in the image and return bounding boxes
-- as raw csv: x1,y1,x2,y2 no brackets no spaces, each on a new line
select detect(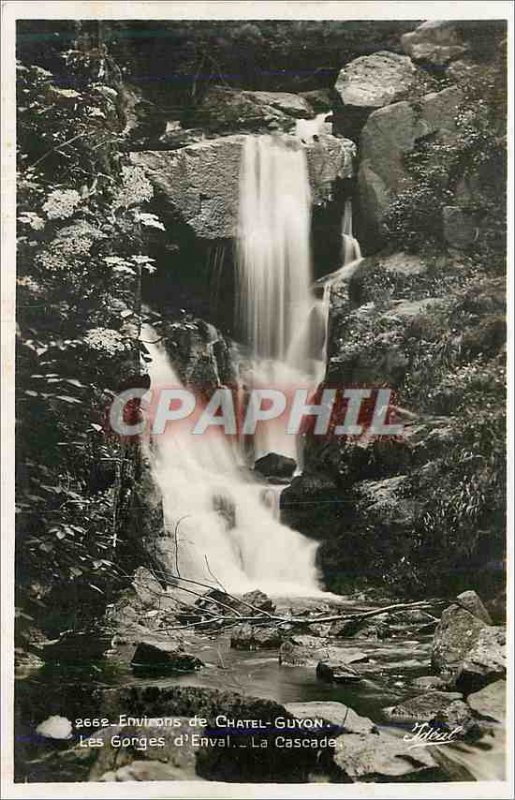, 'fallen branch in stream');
111,564,445,640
